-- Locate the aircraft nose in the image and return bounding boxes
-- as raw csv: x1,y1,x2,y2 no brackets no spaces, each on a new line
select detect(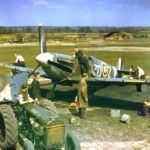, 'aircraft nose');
36,53,54,65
